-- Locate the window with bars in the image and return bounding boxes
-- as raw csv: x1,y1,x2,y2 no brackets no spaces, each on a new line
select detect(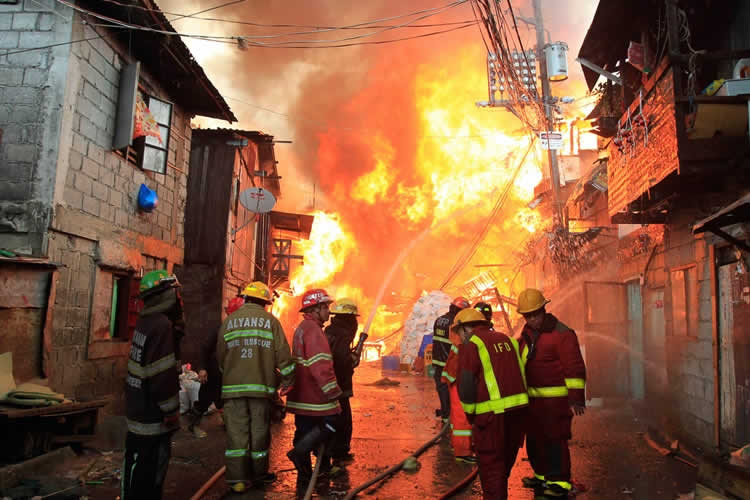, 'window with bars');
139,94,172,174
